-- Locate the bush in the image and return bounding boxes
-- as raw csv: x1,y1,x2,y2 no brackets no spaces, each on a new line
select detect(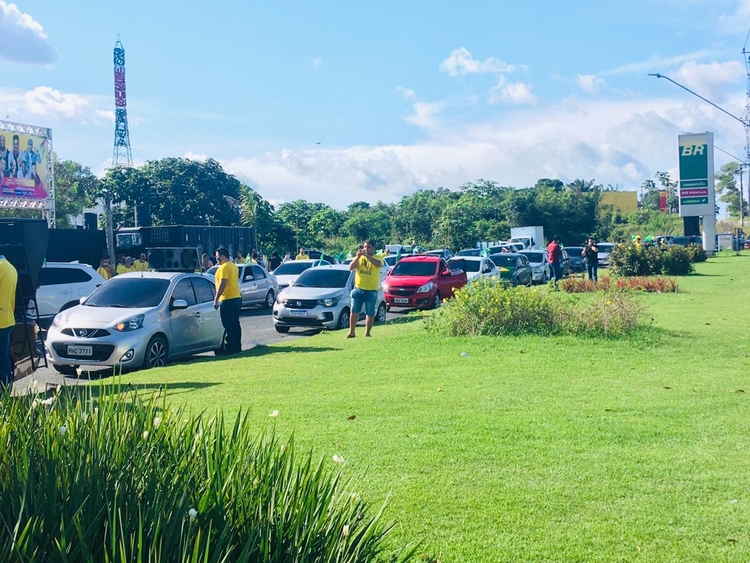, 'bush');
559,276,679,293
686,244,707,263
610,244,695,276
426,277,644,337
0,385,418,563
